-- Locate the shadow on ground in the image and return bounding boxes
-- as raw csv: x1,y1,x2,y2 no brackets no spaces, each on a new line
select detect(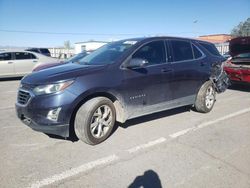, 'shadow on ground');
46,106,191,142
120,106,191,129
0,77,23,82
128,170,162,188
